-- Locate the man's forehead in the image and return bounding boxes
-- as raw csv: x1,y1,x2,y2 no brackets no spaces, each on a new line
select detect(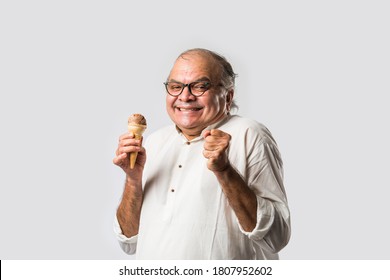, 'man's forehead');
170,53,221,78
177,51,215,64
